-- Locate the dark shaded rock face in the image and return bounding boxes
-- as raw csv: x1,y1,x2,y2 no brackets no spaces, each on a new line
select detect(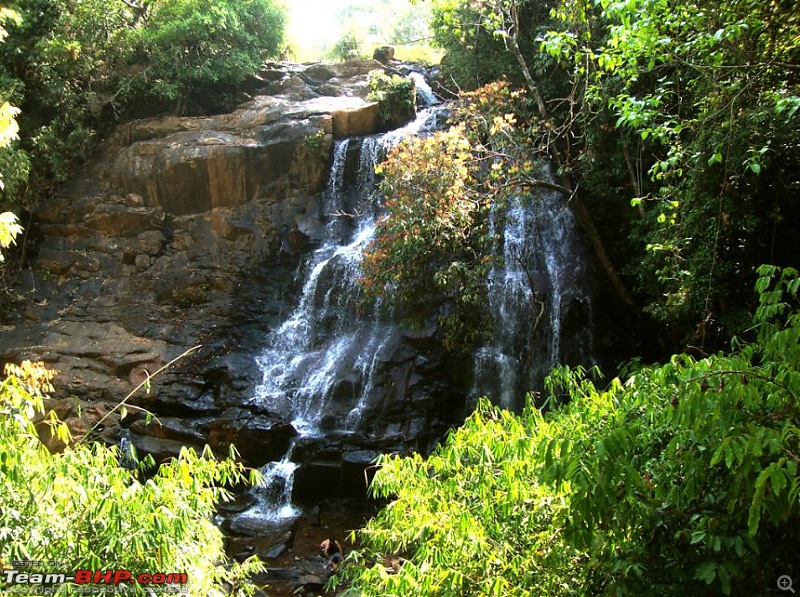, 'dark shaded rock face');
207,411,296,467
0,60,464,492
